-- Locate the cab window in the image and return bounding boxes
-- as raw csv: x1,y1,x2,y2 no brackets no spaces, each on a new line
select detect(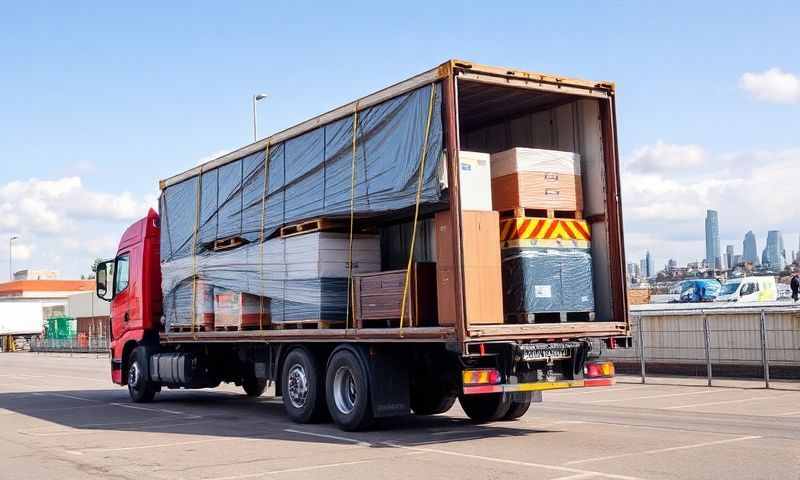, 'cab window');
740,282,758,296
114,254,130,294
